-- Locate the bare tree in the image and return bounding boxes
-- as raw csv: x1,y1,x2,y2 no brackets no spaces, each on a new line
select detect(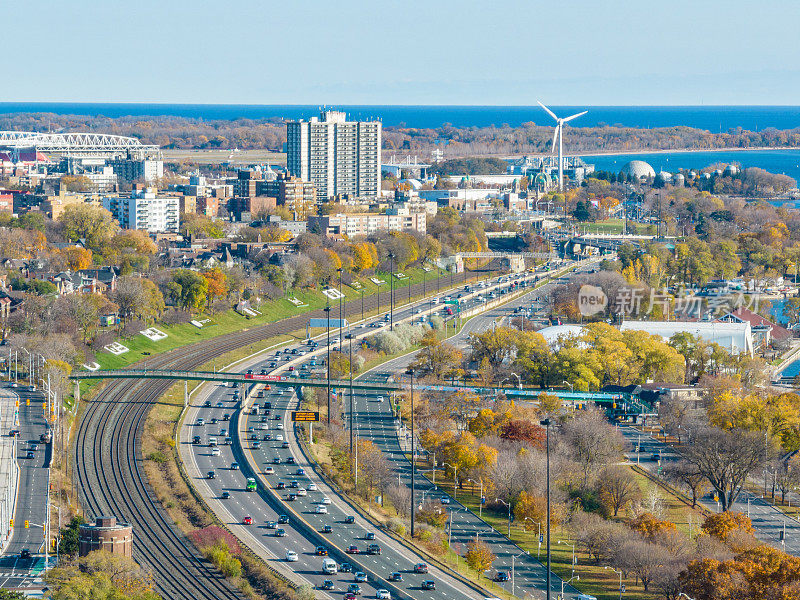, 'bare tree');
598,466,641,517
559,408,626,487
682,426,764,511
663,460,710,508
